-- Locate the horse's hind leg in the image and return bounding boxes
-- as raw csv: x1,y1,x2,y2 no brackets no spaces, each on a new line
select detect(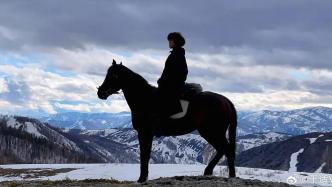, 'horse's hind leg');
225,145,236,177
204,148,225,175
200,130,228,175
